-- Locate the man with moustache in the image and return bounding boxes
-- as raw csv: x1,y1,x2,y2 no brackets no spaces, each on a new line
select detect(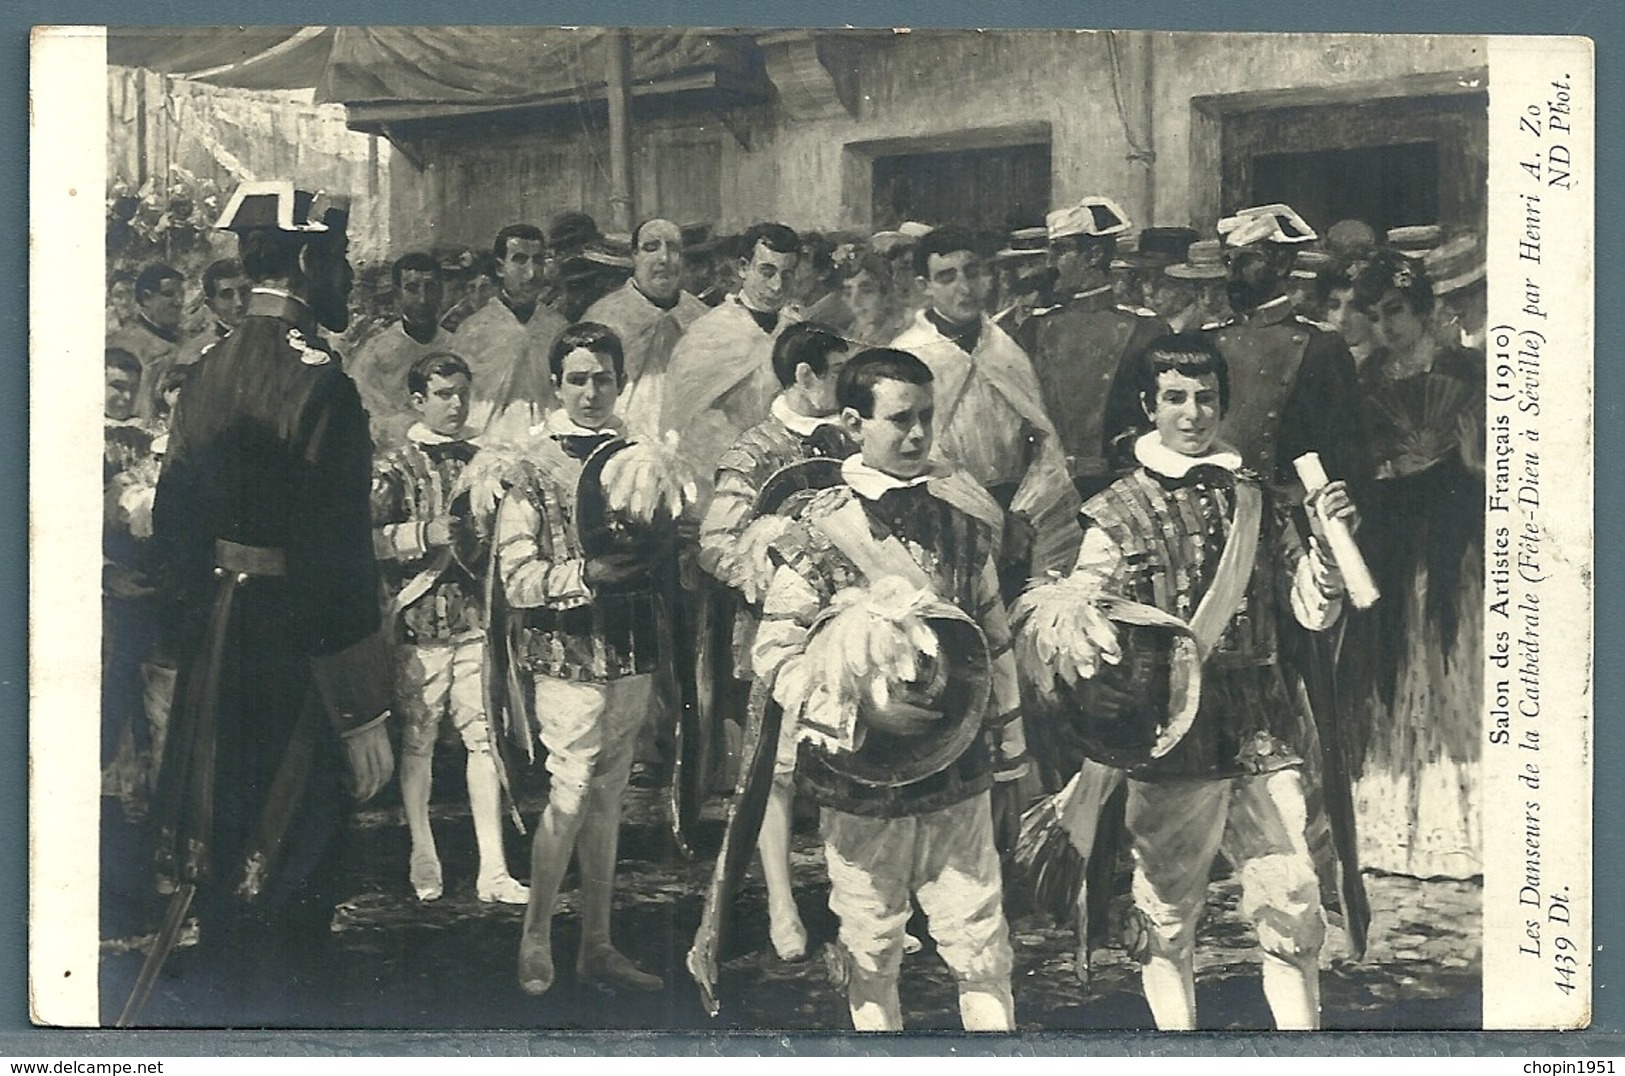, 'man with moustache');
584,217,710,440
452,223,569,440
349,252,455,447
145,182,393,1024
1023,199,1168,497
